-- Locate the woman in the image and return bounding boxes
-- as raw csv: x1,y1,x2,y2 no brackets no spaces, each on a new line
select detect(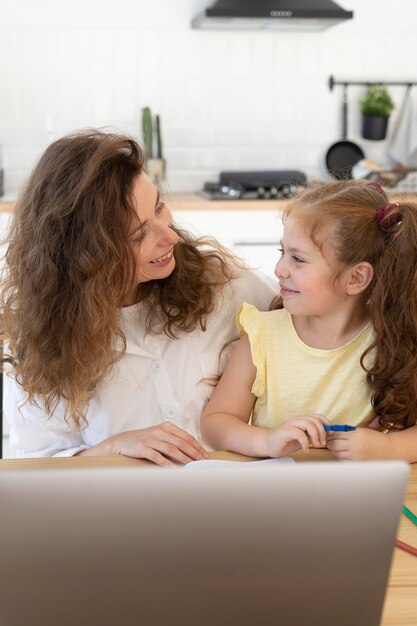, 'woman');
1,129,274,464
